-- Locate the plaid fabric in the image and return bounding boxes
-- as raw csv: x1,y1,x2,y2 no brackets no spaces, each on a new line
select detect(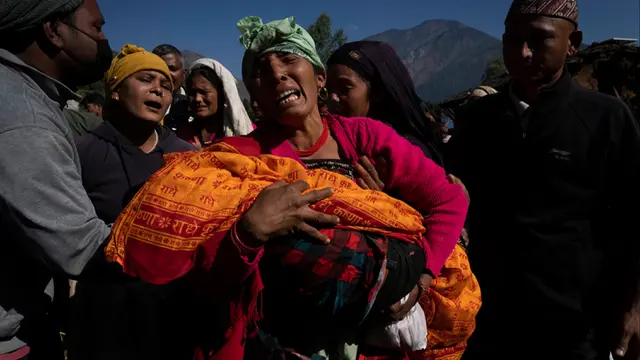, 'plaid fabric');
261,228,389,324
